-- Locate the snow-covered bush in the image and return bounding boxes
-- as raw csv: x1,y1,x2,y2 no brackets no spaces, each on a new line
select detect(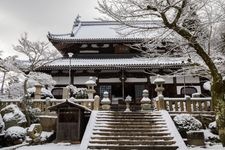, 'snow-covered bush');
0,114,5,134
209,121,218,135
1,104,27,129
173,114,202,137
27,108,41,124
66,85,88,99
4,126,26,146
